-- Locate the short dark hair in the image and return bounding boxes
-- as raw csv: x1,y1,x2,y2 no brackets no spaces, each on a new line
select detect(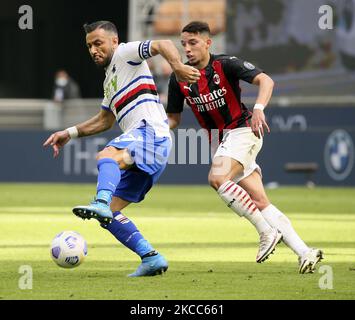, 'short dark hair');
182,21,210,35
83,21,118,35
